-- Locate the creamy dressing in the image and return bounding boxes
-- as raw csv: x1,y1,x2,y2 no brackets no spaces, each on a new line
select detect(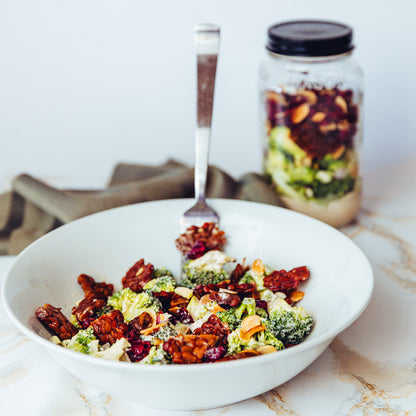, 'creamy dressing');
281,189,361,228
